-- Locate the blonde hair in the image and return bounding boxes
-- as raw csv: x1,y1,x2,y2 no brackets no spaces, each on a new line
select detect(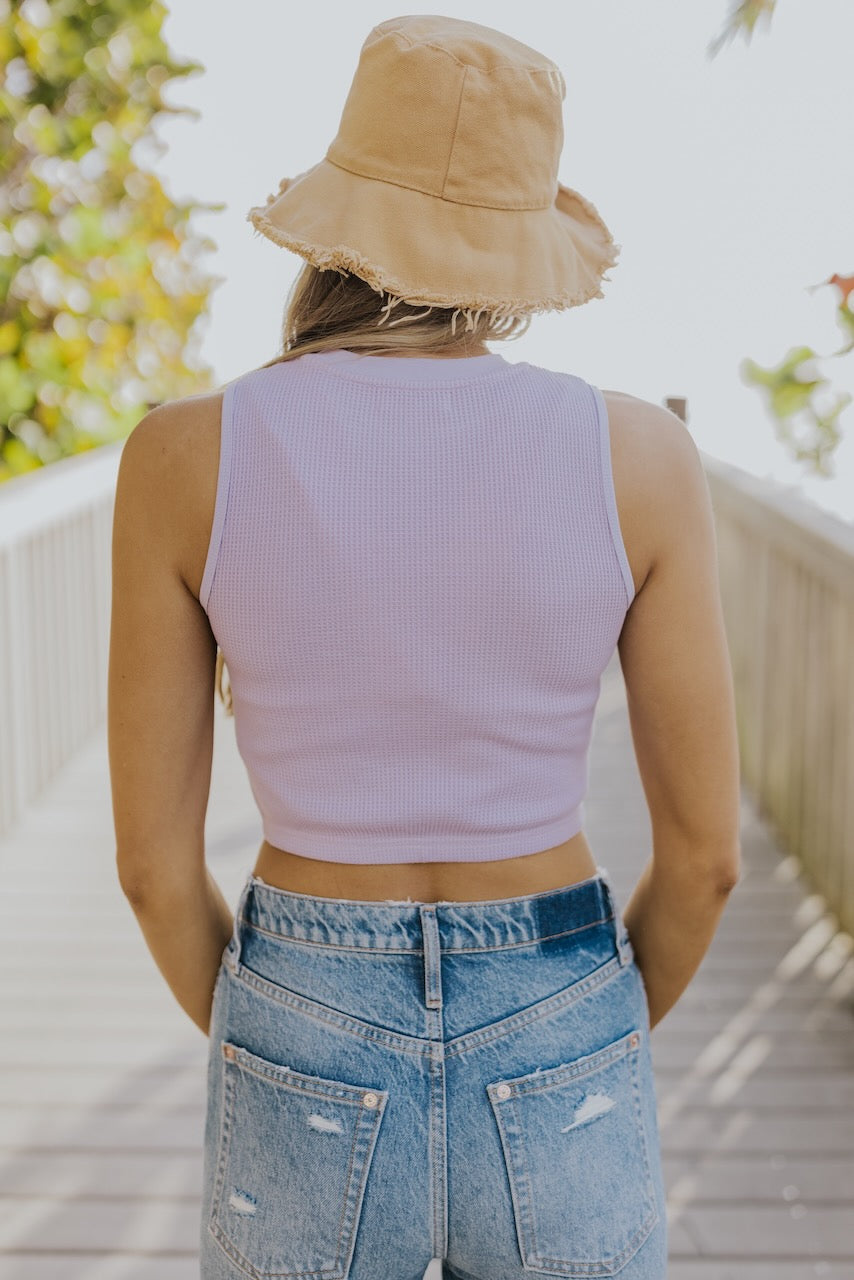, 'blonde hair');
260,262,530,364
214,264,530,715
